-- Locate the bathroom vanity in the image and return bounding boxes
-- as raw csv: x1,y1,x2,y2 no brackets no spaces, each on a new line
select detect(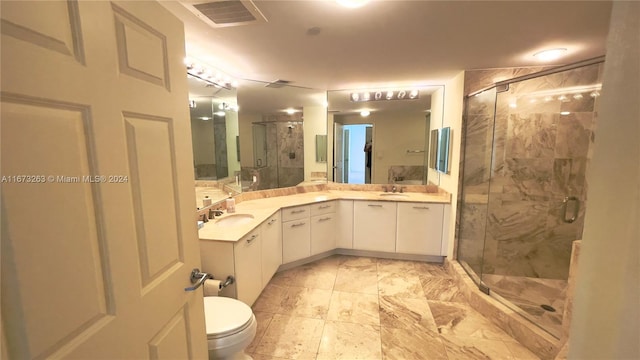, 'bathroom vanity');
198,189,450,306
